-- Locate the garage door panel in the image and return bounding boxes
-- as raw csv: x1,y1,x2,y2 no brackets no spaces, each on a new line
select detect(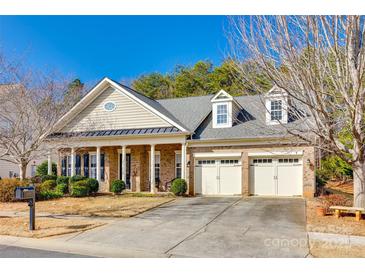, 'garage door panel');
195,166,203,194
250,157,303,197
202,166,218,195
277,165,303,196
250,165,275,195
194,158,241,195
219,165,242,195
